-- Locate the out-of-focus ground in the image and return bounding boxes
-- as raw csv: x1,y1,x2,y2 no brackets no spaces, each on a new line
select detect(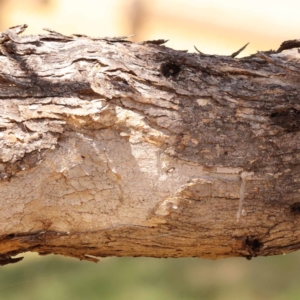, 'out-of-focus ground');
1,0,300,299
1,252,300,300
